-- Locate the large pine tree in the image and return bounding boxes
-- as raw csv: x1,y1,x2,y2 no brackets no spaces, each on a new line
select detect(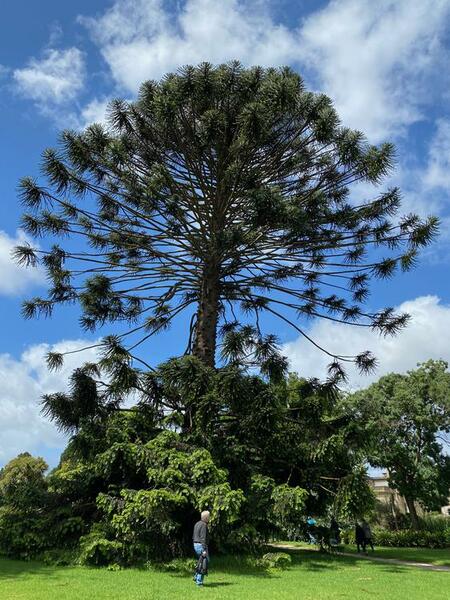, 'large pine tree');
16,62,437,380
